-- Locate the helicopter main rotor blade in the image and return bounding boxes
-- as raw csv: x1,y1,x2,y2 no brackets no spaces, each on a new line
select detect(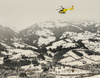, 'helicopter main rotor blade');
61,6,64,9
